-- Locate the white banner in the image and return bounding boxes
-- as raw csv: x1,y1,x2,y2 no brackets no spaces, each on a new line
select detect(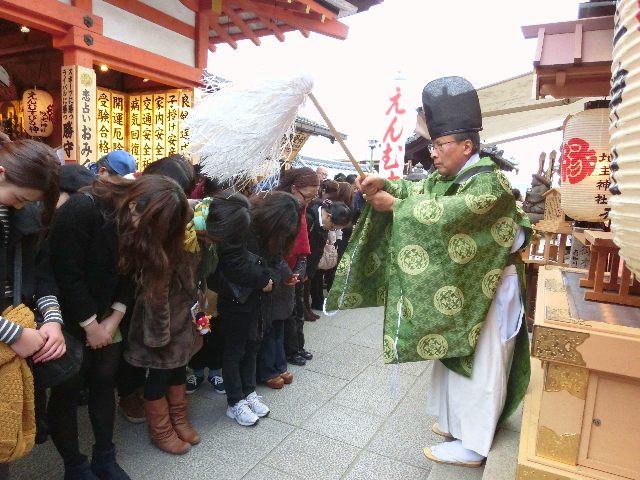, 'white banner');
379,74,410,180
